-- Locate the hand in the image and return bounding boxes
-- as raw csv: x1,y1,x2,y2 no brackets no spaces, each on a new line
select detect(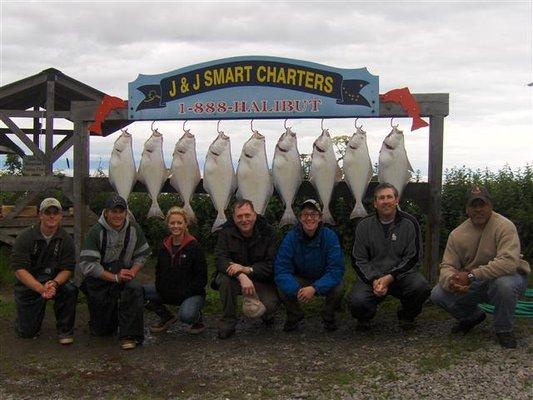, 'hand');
373,274,394,297
118,268,135,282
41,281,57,299
226,263,245,277
238,274,256,296
451,271,469,287
297,286,316,303
450,276,470,294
